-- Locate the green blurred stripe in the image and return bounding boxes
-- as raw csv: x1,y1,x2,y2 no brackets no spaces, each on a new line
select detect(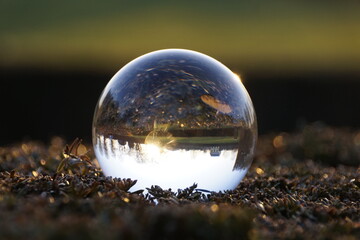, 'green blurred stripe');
1,1,359,71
